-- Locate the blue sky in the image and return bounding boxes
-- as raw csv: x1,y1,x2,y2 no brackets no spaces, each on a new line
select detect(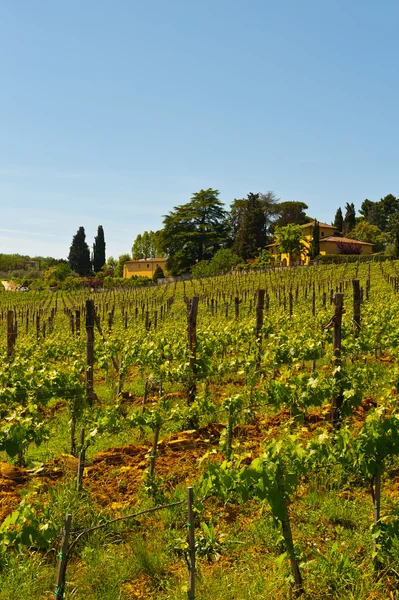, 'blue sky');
1,0,399,258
